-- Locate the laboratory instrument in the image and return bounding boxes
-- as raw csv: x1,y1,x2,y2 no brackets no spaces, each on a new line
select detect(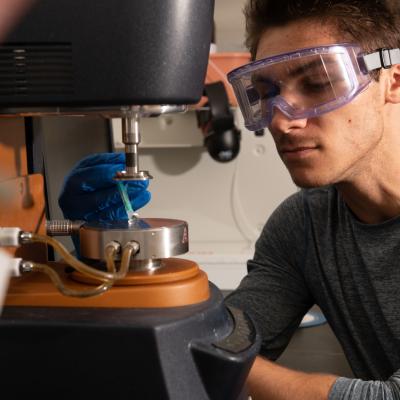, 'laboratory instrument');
0,1,260,399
